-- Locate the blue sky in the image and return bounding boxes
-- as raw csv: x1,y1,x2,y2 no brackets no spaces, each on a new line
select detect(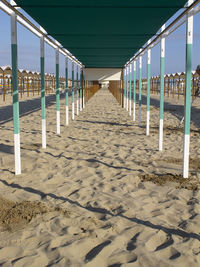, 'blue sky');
0,6,200,78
